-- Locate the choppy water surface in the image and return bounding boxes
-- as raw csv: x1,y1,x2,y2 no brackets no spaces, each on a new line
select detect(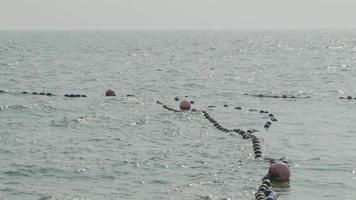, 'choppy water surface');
0,30,356,200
